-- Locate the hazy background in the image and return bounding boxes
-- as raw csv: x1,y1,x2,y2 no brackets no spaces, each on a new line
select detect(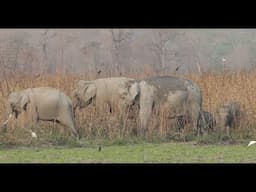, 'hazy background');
0,29,255,78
